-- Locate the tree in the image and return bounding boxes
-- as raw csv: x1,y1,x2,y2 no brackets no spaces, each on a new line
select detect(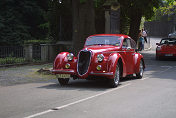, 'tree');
119,0,162,42
48,0,72,42
0,0,49,46
151,0,176,21
72,0,96,54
